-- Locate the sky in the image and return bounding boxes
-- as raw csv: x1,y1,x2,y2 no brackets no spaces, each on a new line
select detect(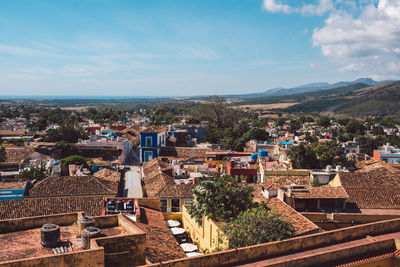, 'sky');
0,0,399,97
